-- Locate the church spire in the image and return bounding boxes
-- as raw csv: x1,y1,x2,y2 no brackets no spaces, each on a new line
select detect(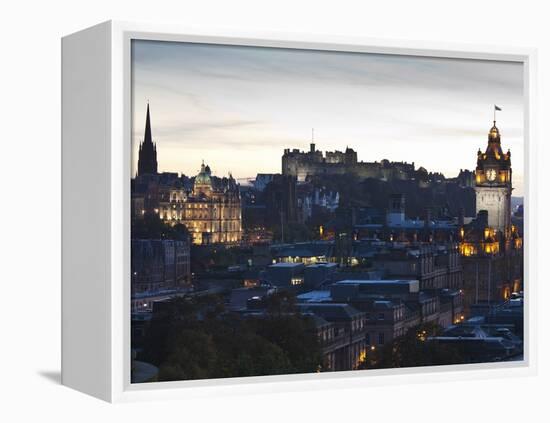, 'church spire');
137,102,158,176
144,102,153,146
